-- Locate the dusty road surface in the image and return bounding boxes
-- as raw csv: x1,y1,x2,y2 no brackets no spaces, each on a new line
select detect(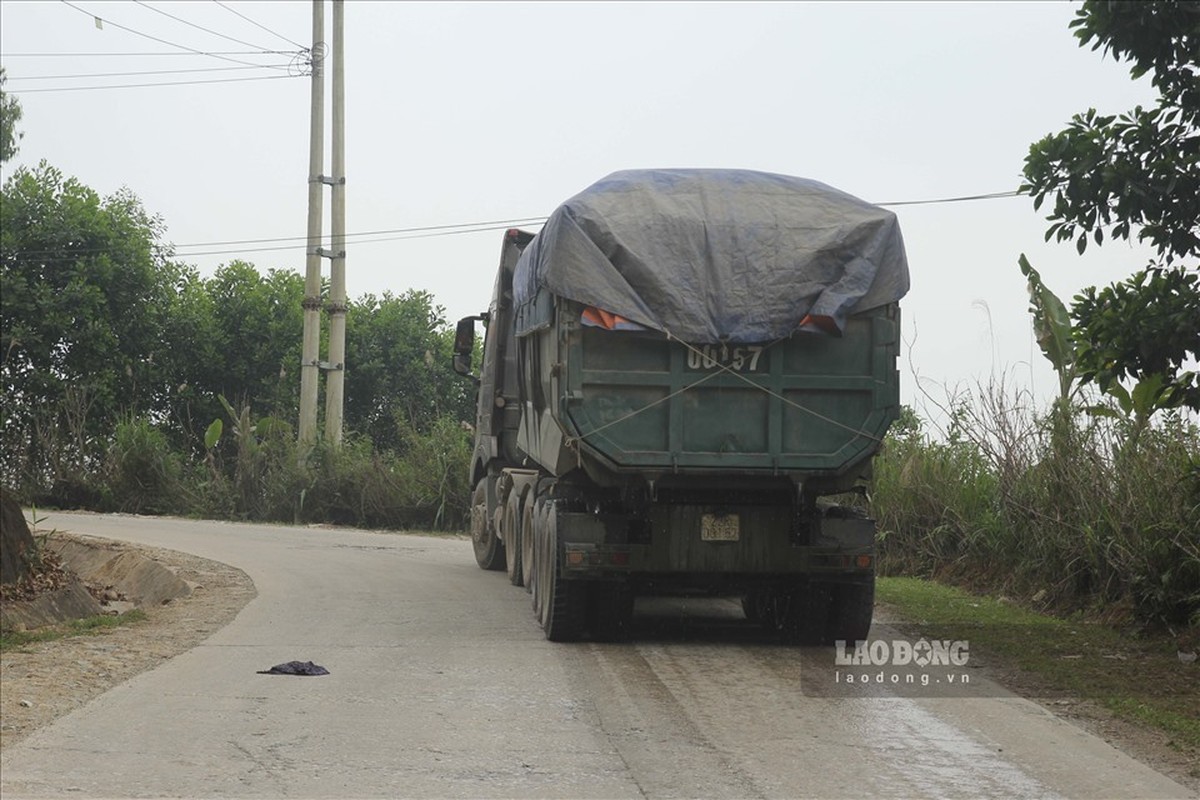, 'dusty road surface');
1,513,1192,799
